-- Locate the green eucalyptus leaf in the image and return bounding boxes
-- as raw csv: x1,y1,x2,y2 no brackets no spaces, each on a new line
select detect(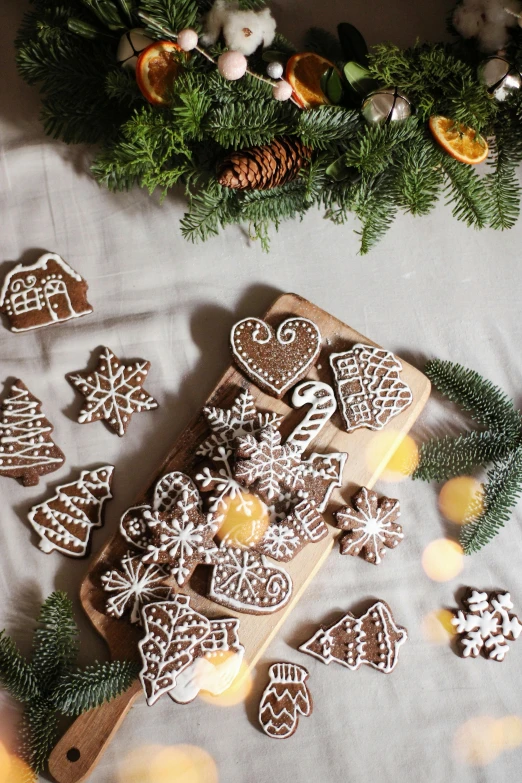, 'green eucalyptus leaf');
262,50,288,63
337,22,368,65
325,68,343,104
343,61,380,97
326,155,349,181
